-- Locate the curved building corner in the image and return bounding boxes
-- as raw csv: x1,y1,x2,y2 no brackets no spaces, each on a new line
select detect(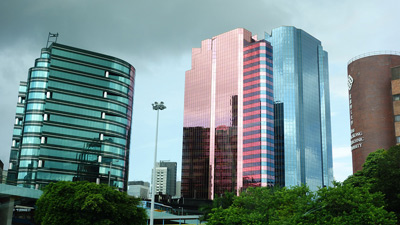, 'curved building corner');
347,53,400,173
